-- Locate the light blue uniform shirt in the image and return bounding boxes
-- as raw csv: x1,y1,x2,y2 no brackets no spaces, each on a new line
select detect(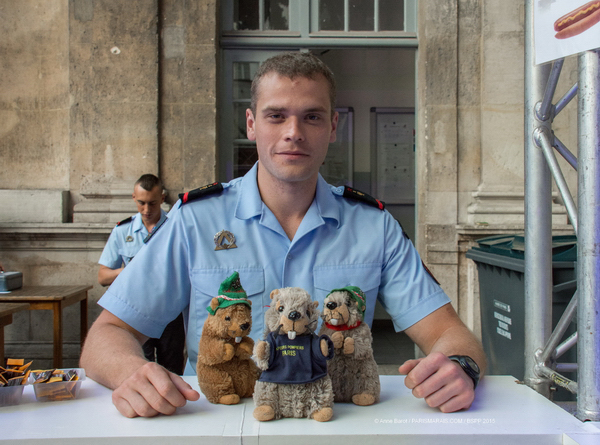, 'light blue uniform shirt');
98,210,168,268
99,163,450,368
